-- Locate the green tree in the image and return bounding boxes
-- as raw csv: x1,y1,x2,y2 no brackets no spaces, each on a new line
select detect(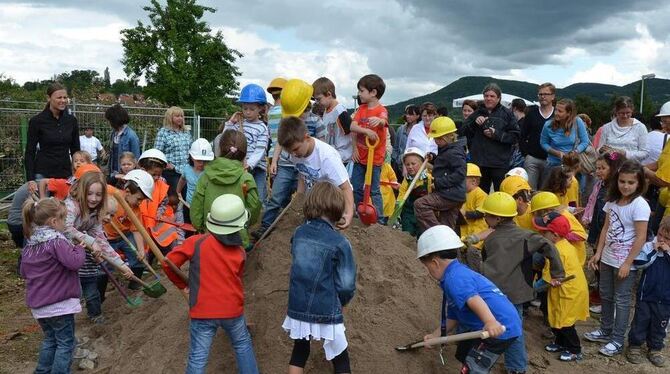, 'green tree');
120,0,241,116
57,69,104,98
111,78,143,96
